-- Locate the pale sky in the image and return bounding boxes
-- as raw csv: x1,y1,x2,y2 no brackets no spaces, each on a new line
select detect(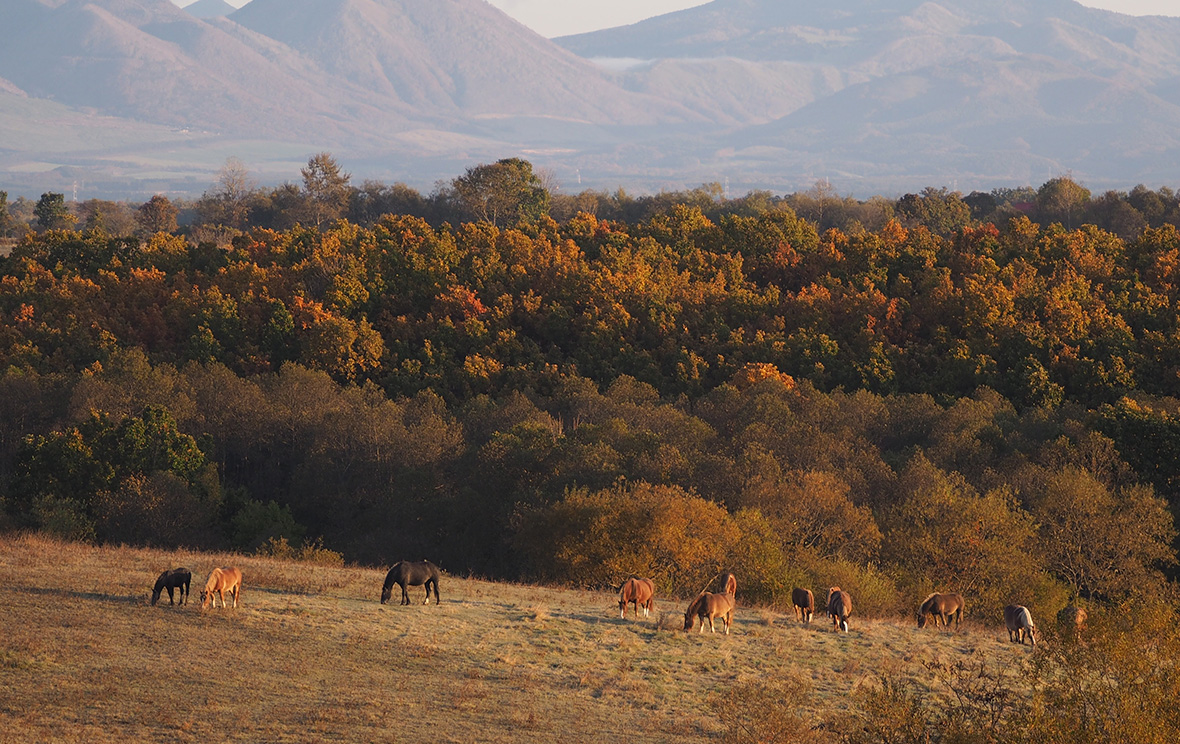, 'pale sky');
182,1,1180,38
